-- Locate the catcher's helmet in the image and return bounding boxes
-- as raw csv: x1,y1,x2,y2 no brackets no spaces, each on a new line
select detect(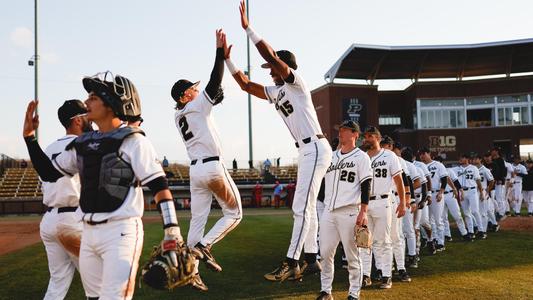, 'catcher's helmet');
82,71,141,122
